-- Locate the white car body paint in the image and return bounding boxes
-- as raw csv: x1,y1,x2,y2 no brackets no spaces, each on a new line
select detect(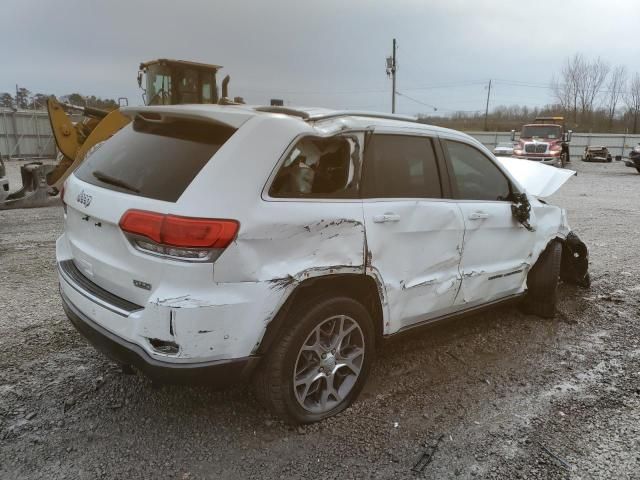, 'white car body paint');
56,105,578,367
